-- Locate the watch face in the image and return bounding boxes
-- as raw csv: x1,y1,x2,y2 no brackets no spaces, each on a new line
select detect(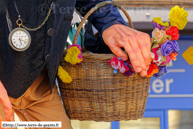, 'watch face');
9,28,31,51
